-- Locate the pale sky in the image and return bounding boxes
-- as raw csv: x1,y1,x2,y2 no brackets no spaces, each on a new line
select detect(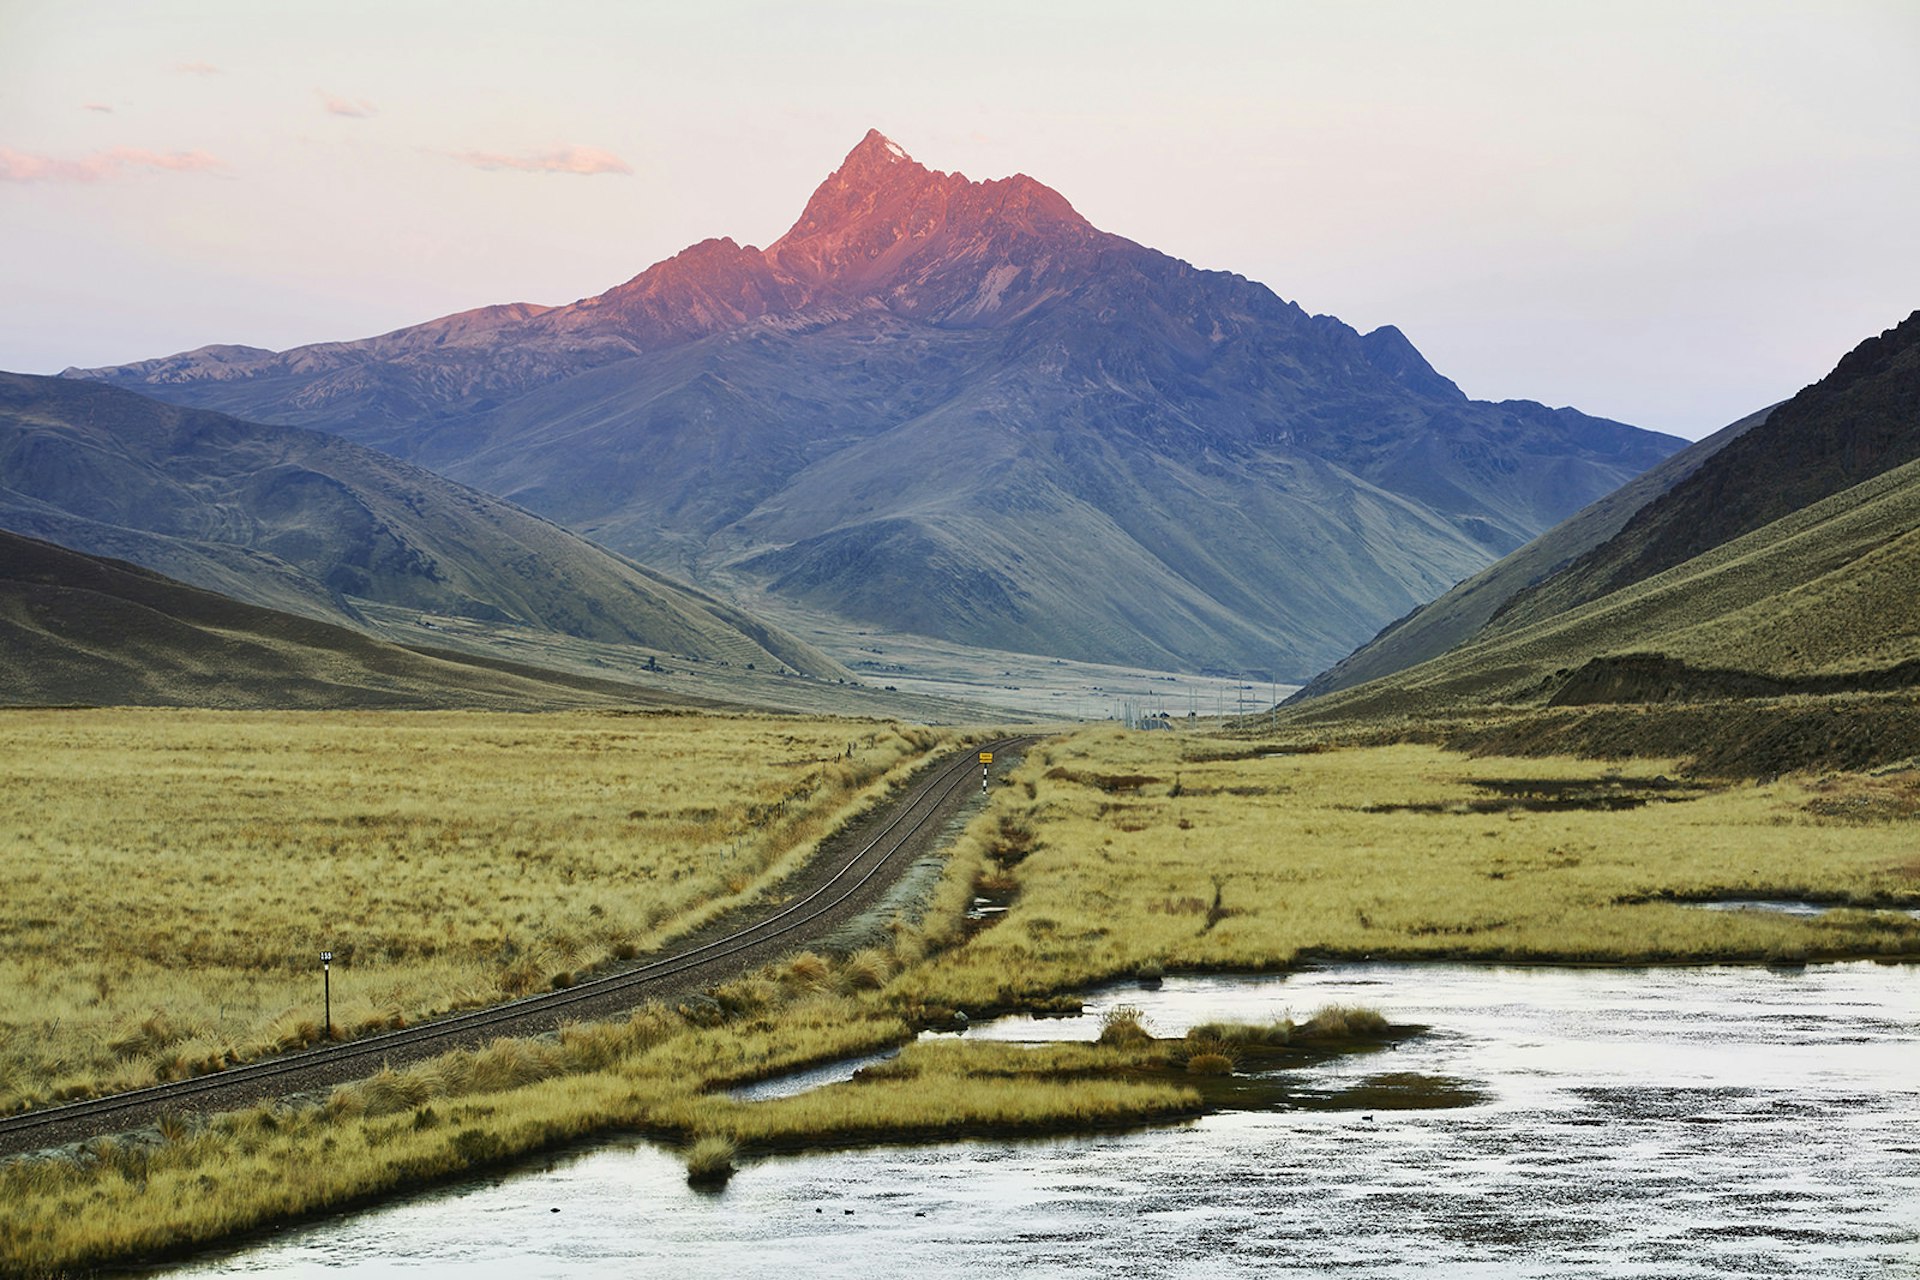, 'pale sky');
2,0,1916,439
